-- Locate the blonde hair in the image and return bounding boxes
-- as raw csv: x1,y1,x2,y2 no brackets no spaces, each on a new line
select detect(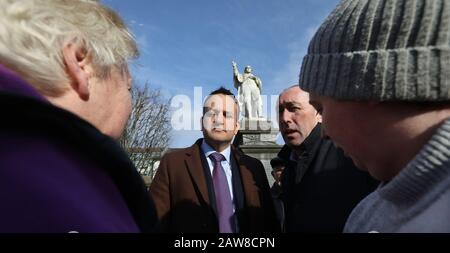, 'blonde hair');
0,0,138,96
